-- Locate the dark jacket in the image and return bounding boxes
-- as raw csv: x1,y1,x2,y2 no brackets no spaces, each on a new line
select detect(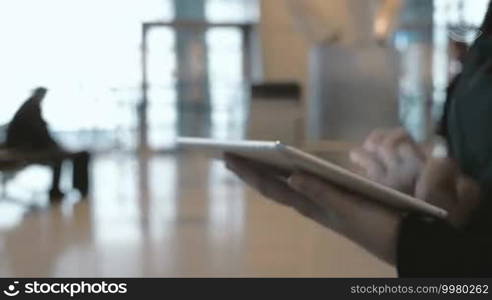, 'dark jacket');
397,35,492,277
6,97,59,151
